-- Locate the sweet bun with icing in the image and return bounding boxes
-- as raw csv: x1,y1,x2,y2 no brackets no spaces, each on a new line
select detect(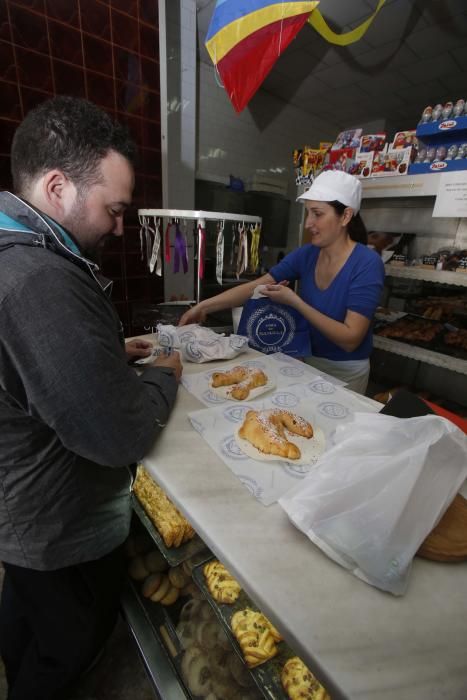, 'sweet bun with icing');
238,409,313,460
211,366,268,400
